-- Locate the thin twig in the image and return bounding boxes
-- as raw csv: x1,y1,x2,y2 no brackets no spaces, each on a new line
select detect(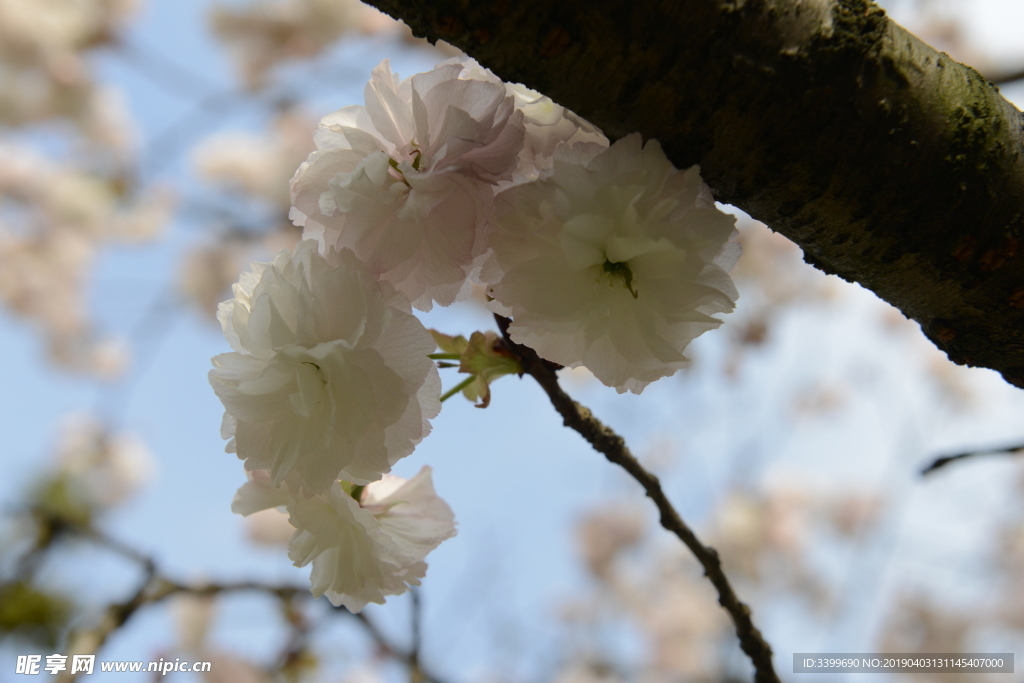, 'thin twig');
410,588,423,682
12,510,442,683
920,441,1024,476
59,578,308,682
95,286,183,427
110,38,222,99
75,522,158,579
141,89,245,180
272,592,313,675
350,610,445,683
494,315,780,683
